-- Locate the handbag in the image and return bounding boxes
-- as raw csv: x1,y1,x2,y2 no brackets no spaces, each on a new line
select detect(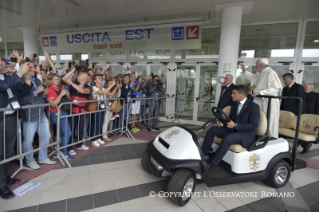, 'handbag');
54,89,71,111
111,96,122,113
88,95,98,112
